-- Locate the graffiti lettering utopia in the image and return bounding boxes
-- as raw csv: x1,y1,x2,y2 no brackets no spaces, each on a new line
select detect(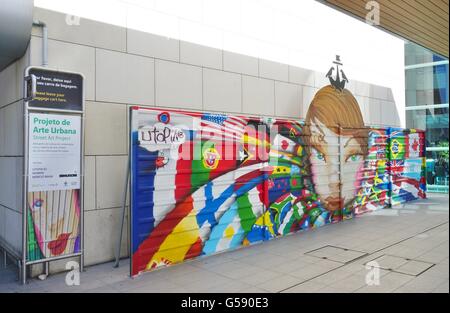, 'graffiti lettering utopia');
139,125,185,145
